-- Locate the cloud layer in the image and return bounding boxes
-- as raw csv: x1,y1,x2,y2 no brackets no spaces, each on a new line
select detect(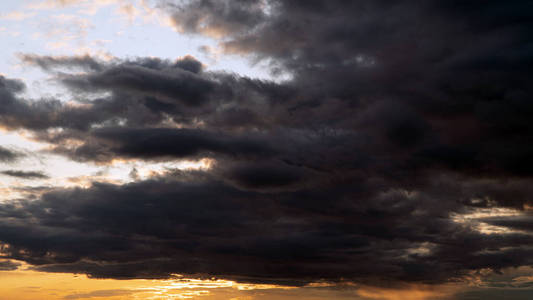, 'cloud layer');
0,0,532,288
